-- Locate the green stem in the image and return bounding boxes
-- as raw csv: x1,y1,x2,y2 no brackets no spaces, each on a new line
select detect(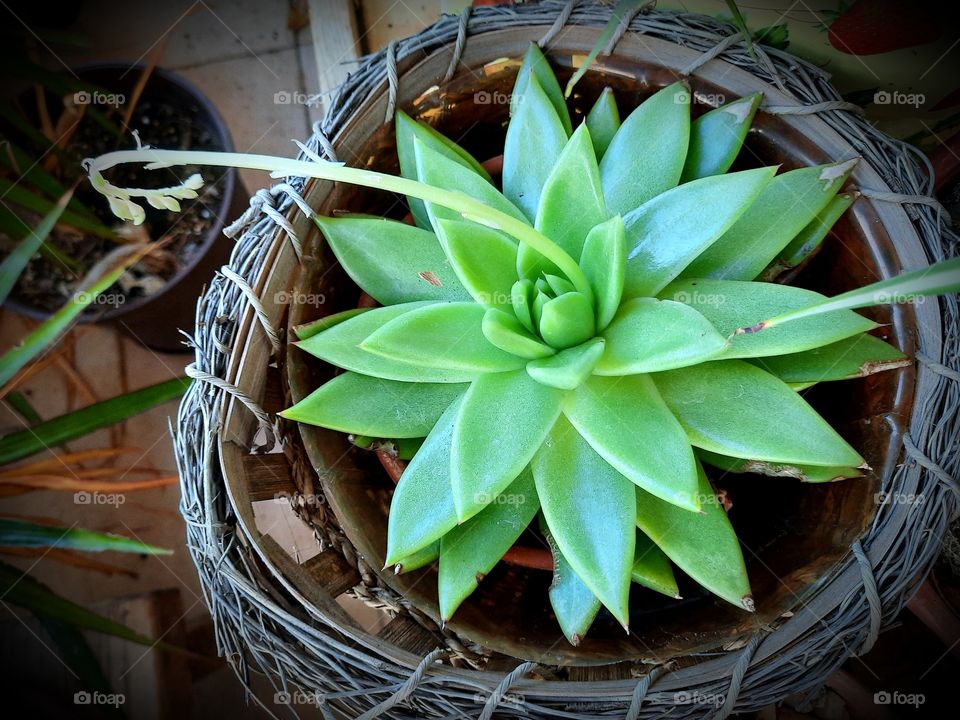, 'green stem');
86,149,593,297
